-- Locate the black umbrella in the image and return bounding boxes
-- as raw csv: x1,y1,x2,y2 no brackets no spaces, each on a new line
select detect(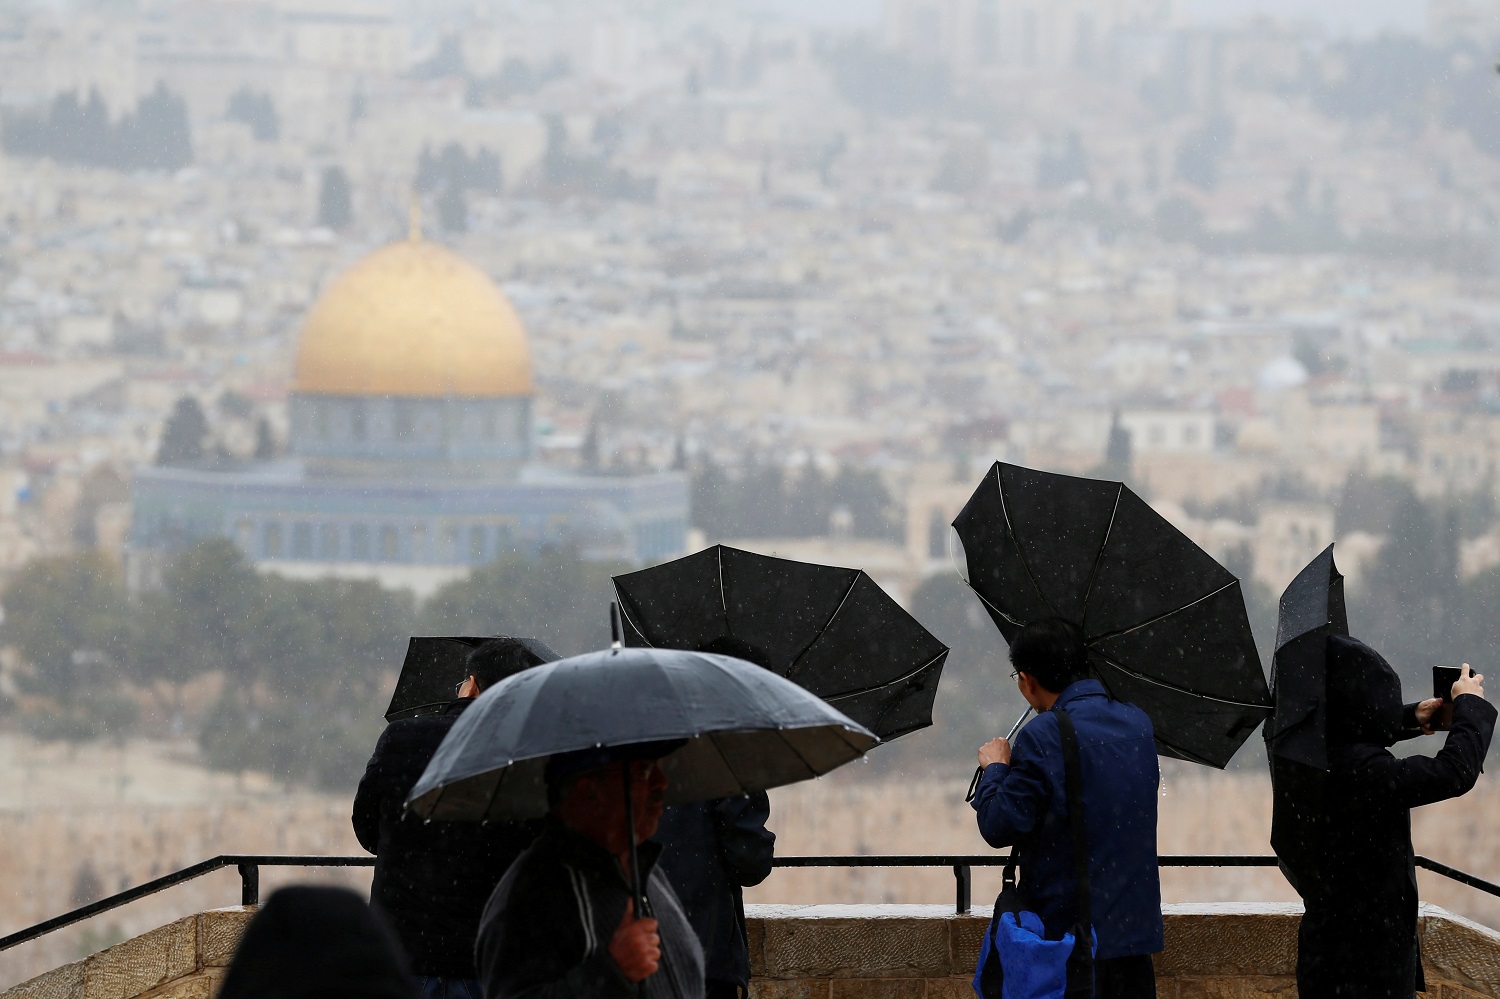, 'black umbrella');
1265,544,1348,895
1265,543,1348,771
952,461,1271,768
405,645,878,821
612,545,949,741
384,636,560,723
